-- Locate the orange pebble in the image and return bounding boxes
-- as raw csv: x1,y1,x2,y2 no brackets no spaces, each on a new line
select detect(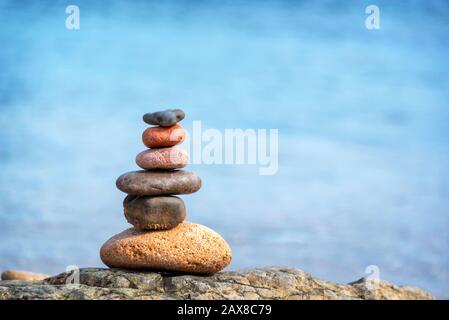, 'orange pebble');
142,124,185,148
